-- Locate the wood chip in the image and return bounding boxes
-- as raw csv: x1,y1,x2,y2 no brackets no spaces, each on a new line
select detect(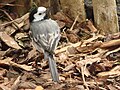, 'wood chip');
0,32,21,49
